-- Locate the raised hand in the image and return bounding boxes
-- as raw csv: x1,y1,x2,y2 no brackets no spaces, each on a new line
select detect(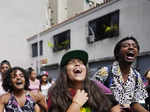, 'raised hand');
72,89,88,107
